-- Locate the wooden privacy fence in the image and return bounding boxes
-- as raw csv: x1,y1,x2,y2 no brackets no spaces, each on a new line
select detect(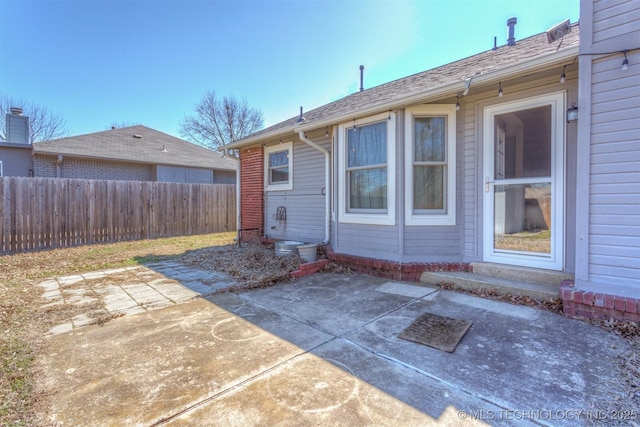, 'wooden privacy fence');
0,177,236,253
